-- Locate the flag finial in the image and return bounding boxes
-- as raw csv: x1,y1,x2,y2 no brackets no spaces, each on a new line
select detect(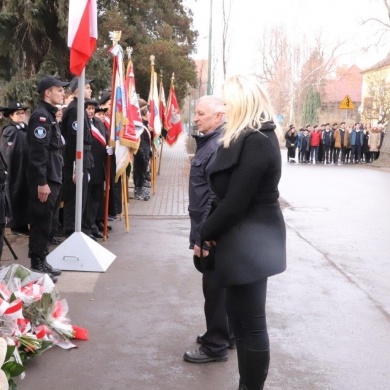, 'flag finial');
126,47,133,59
109,31,122,46
171,72,175,82
150,55,155,66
